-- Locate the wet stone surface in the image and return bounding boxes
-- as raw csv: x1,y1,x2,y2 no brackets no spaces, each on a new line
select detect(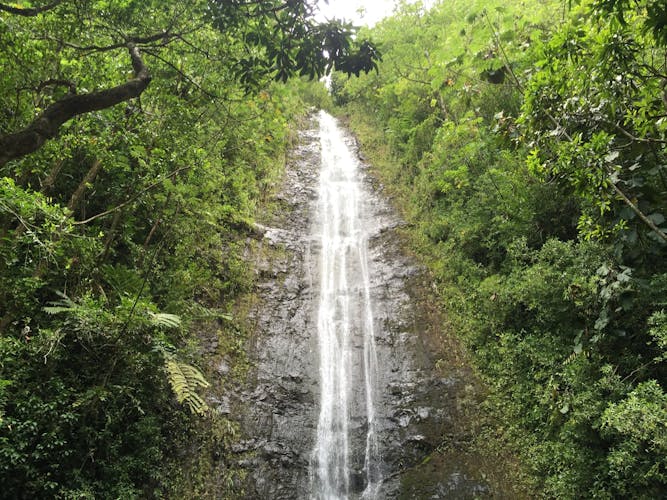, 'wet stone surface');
231,114,503,499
